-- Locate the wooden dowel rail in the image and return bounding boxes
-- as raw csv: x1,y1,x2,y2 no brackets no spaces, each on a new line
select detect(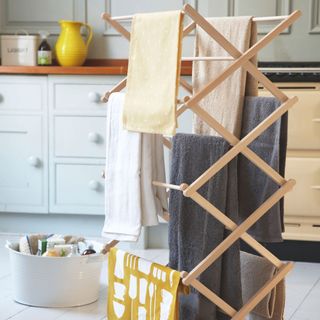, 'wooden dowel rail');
101,13,131,40
183,179,296,285
110,14,290,23
161,211,171,222
182,56,234,61
152,181,184,191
